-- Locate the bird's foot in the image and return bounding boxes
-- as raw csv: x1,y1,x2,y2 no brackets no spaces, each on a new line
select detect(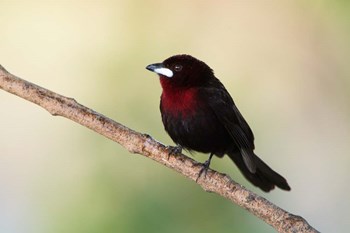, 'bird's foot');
166,145,182,159
196,153,214,182
196,160,211,182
